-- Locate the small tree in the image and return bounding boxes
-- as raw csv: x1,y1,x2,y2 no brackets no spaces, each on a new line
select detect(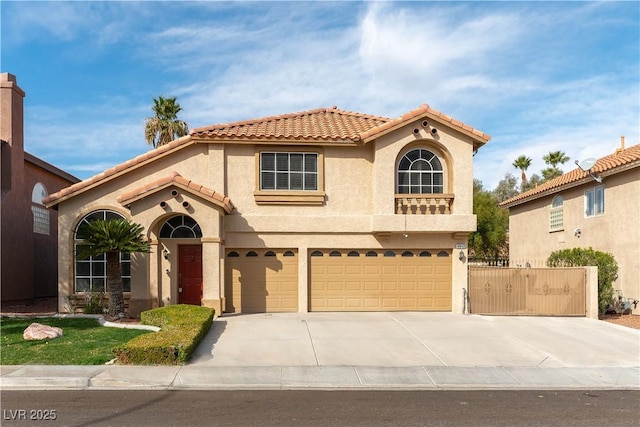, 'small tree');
76,219,151,319
547,247,618,314
469,179,509,258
